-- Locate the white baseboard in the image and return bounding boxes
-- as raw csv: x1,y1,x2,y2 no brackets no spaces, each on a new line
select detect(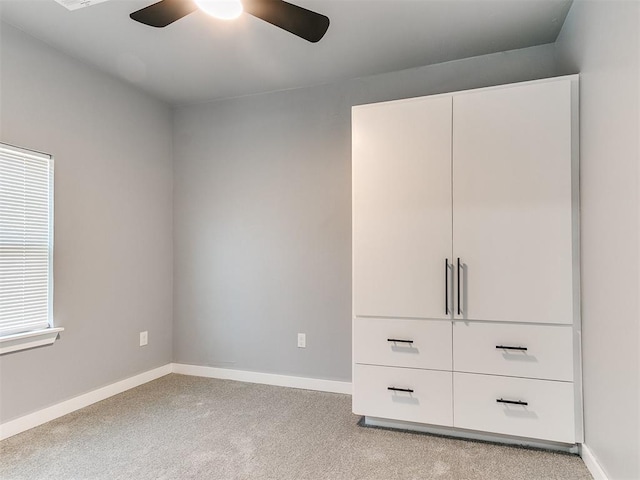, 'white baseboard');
172,363,352,395
580,444,609,480
0,364,172,440
0,363,350,440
